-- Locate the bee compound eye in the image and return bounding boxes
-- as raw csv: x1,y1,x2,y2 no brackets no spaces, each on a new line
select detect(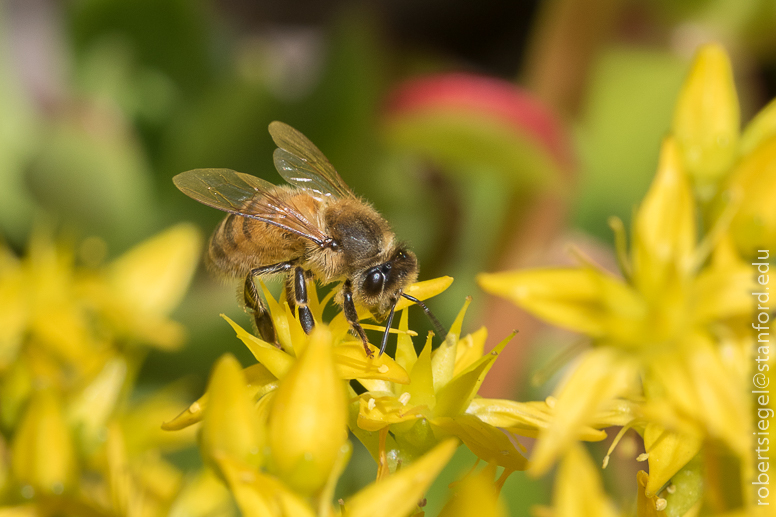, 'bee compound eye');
363,269,384,295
